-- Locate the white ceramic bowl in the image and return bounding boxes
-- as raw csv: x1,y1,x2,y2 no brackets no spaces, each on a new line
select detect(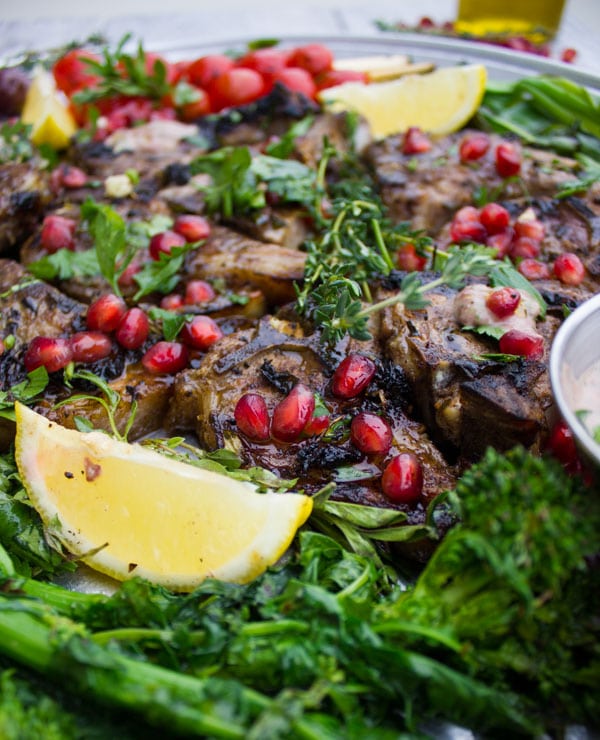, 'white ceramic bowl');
549,293,600,477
